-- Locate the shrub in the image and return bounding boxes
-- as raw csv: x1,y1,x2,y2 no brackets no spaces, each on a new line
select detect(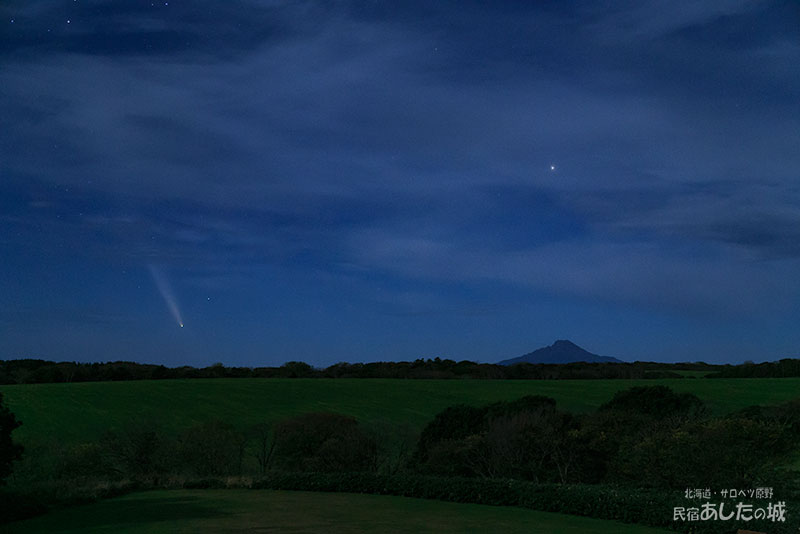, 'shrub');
177,420,246,476
412,396,583,483
612,416,795,489
412,404,485,466
247,422,275,476
413,396,557,466
101,423,173,477
599,385,706,421
0,392,23,484
272,412,377,472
